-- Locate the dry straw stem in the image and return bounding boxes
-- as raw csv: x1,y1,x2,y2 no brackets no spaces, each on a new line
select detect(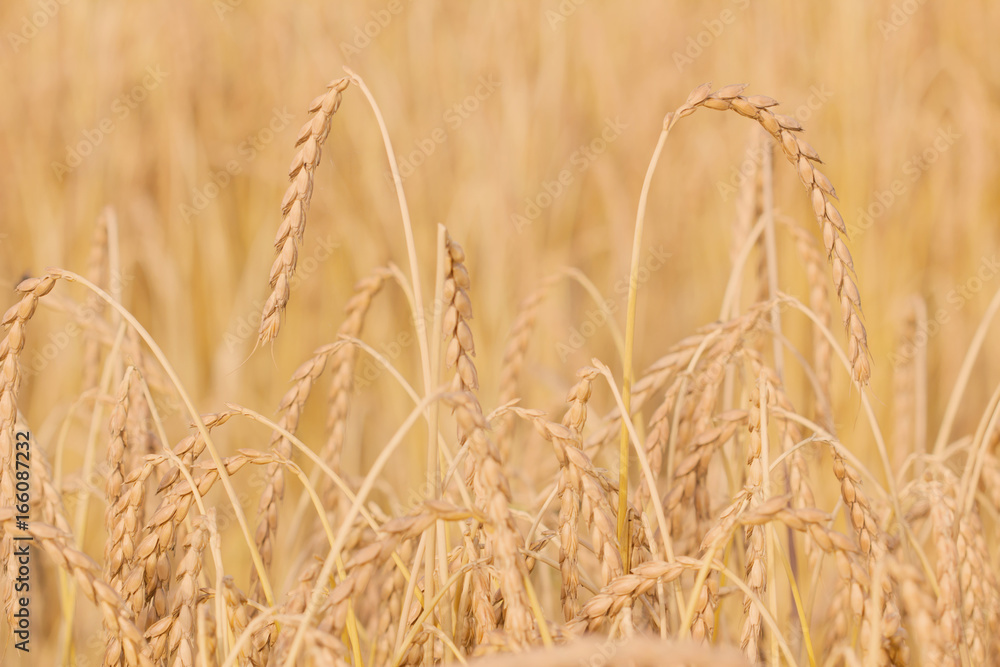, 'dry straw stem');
343,67,433,403
591,361,688,620
932,283,1000,457
758,140,786,388
958,380,1000,519
70,311,128,647
776,293,904,520
256,76,350,348
893,299,919,468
